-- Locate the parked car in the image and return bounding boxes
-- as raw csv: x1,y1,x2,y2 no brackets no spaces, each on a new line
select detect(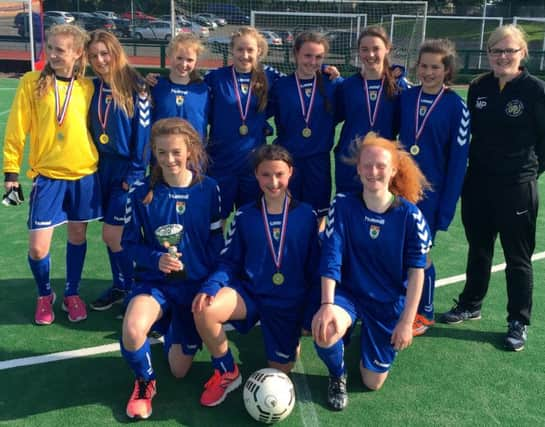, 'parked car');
260,31,282,47
94,11,119,20
44,10,75,24
111,18,131,38
121,11,156,21
324,30,358,54
131,20,186,41
191,14,217,30
195,13,226,27
71,12,116,33
207,35,231,54
207,4,250,25
13,12,54,38
158,15,209,38
265,29,293,46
